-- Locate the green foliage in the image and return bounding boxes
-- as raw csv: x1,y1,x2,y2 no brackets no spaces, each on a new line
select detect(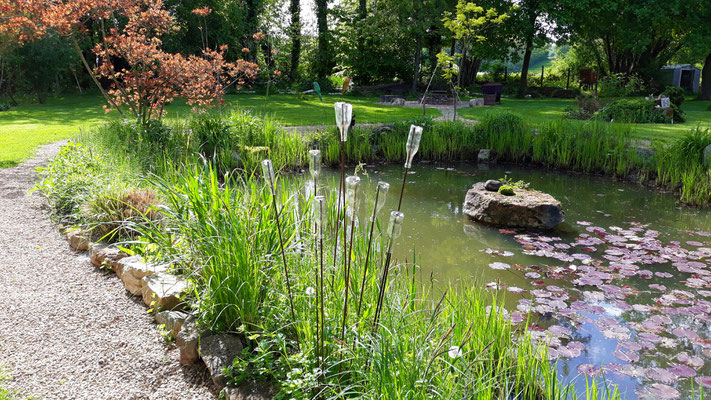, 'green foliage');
661,86,686,107
34,142,109,220
10,33,78,103
499,175,530,189
498,185,515,195
654,128,711,205
597,74,646,98
0,103,10,112
531,120,637,175
594,98,685,124
566,94,606,120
